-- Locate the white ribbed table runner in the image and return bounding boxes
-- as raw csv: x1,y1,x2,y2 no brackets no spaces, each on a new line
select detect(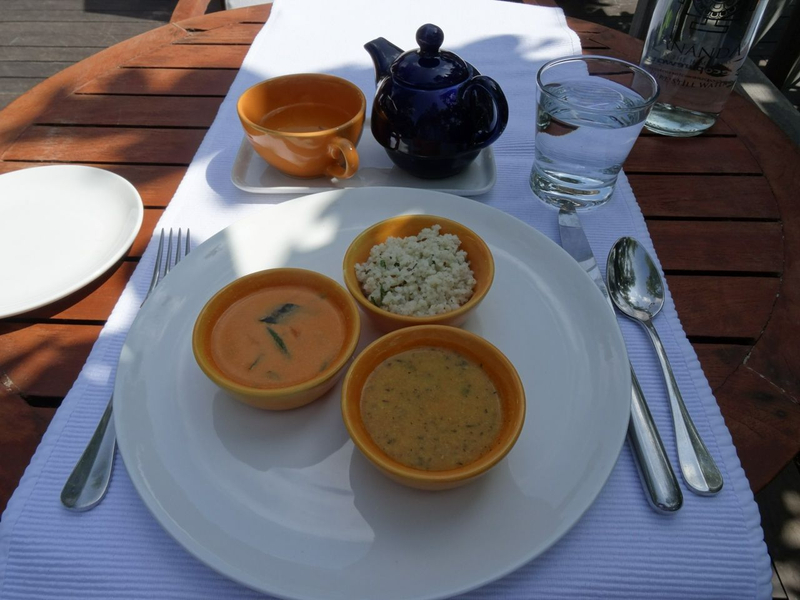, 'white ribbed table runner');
0,0,771,598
